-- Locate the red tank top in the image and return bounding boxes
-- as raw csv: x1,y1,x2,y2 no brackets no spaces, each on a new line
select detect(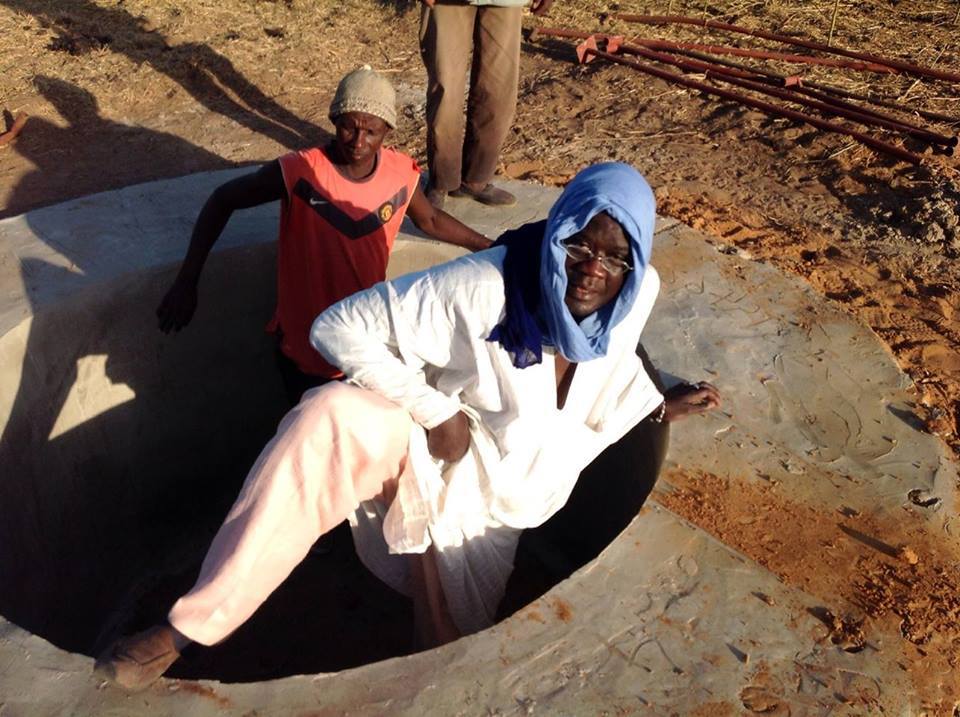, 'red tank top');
269,146,420,376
